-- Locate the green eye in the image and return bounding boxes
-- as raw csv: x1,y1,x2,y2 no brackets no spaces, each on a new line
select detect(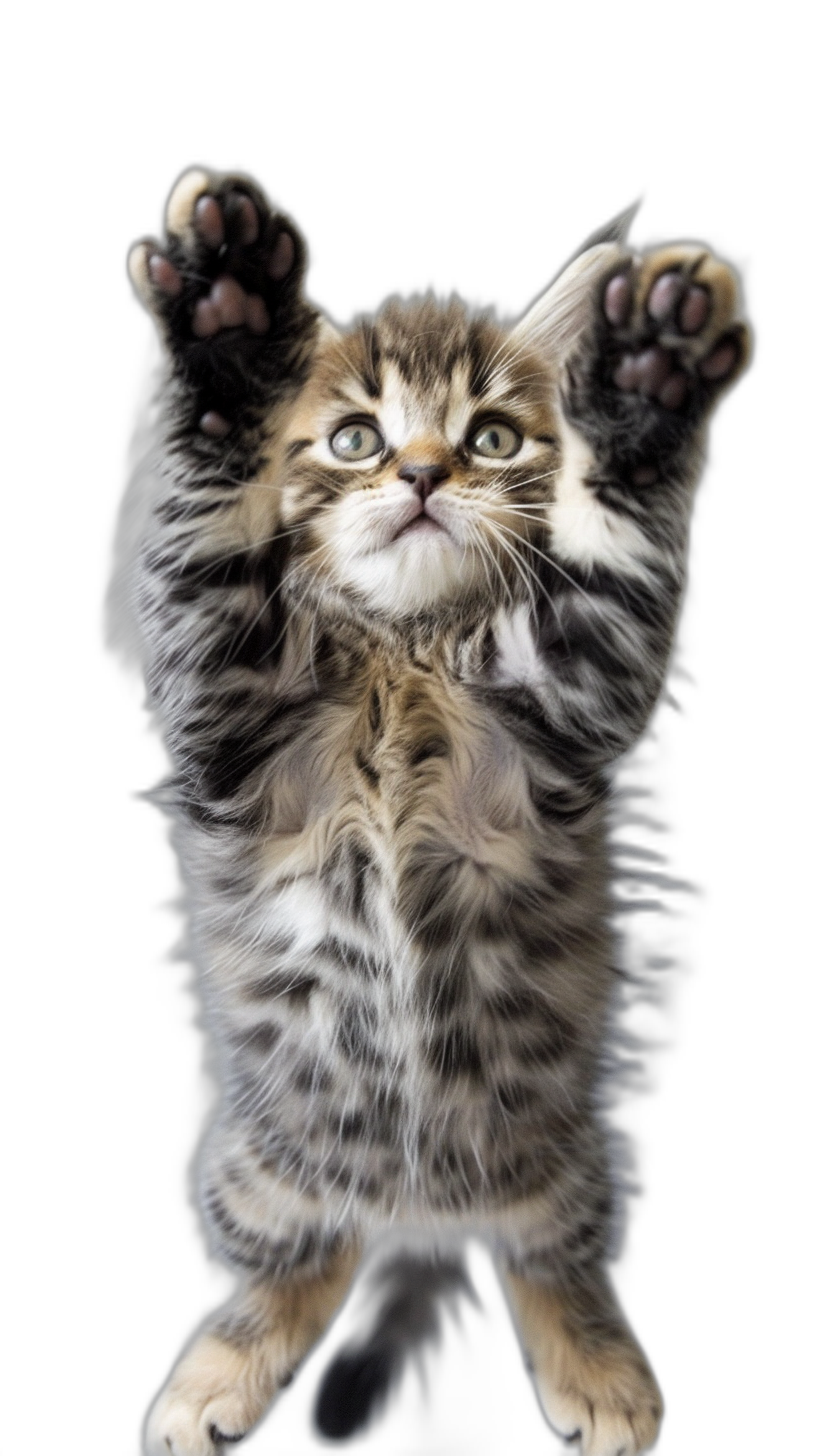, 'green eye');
470,420,522,459
330,421,384,461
